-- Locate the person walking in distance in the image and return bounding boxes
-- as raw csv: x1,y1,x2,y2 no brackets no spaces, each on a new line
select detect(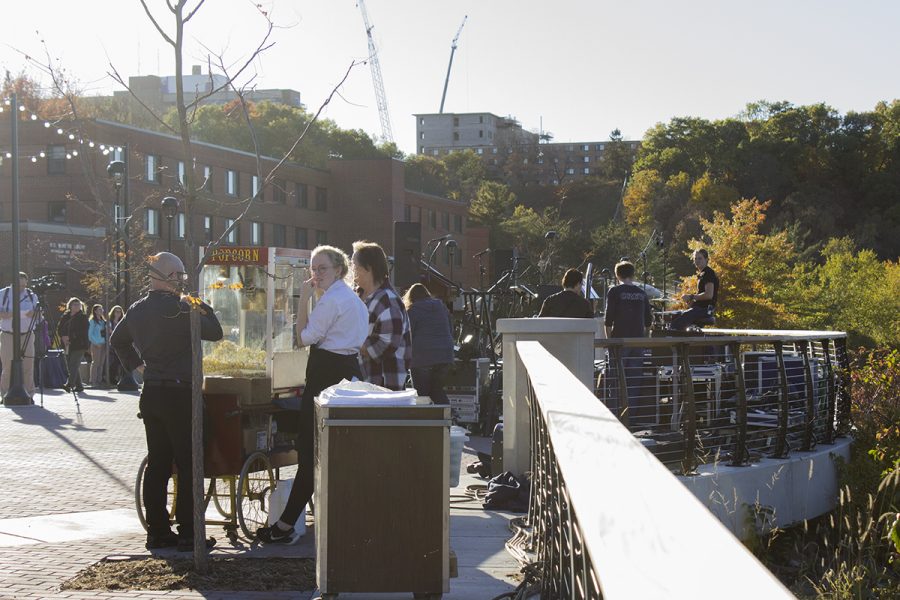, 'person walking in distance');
0,272,38,399
111,252,223,552
257,245,368,544
403,283,454,405
352,240,412,391
88,304,107,387
58,297,89,393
